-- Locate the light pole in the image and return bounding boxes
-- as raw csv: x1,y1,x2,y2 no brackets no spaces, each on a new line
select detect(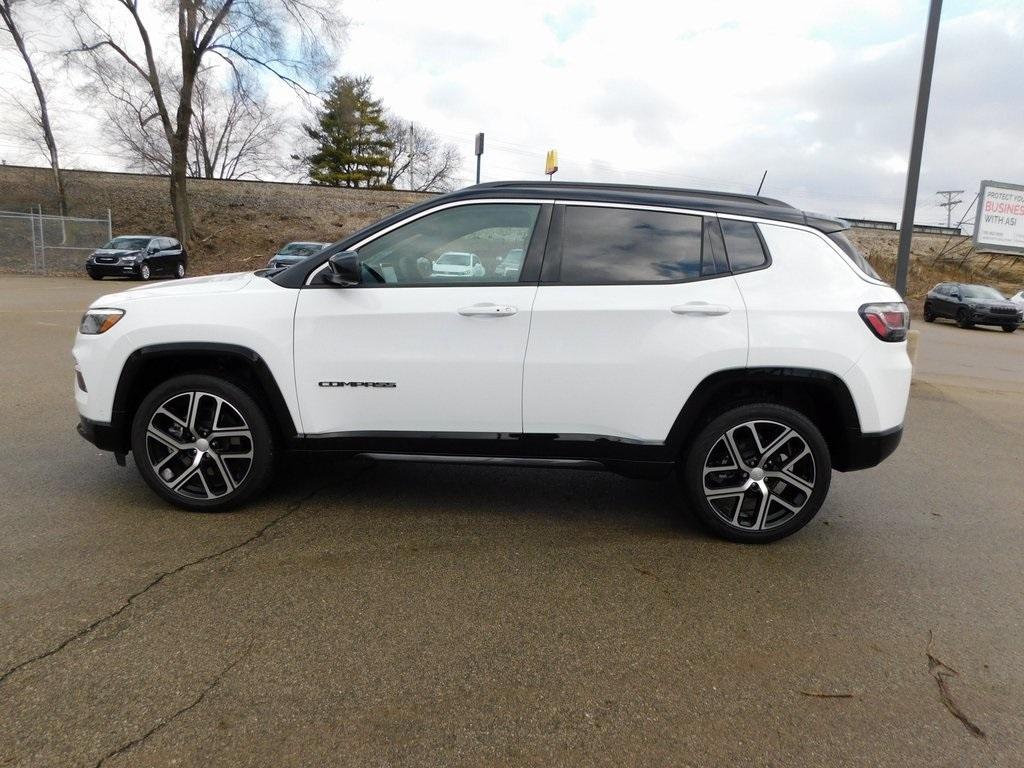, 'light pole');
474,132,484,185
895,0,943,297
